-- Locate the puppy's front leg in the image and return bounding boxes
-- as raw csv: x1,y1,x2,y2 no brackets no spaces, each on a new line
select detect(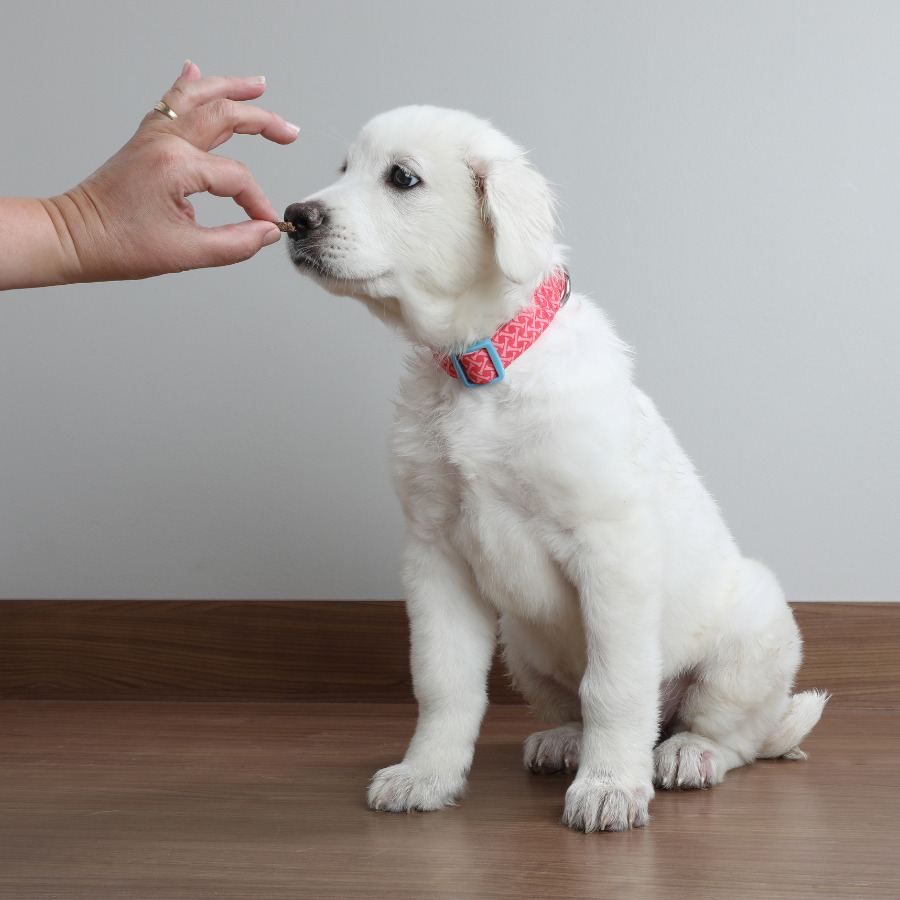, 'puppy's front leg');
562,538,661,832
368,538,496,813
